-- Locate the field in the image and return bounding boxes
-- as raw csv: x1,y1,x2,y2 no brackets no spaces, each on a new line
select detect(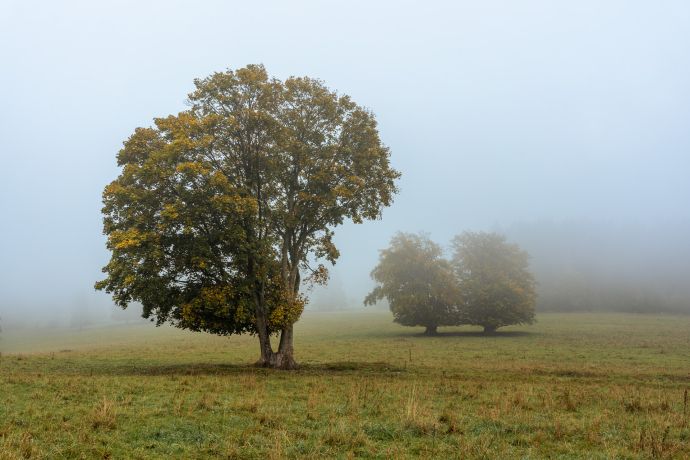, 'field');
1,310,690,459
